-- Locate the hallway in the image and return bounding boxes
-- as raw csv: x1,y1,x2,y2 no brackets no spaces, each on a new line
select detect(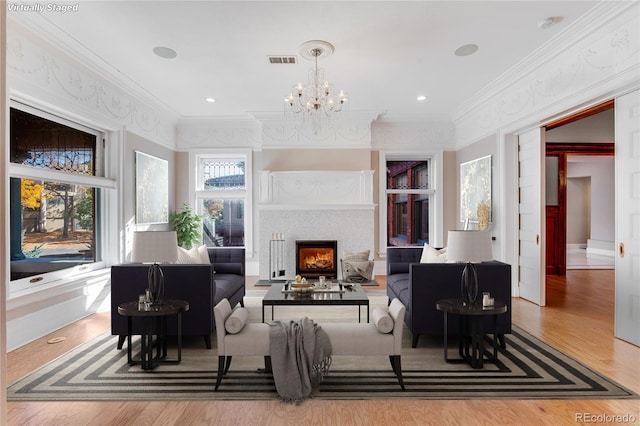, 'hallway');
566,247,614,269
